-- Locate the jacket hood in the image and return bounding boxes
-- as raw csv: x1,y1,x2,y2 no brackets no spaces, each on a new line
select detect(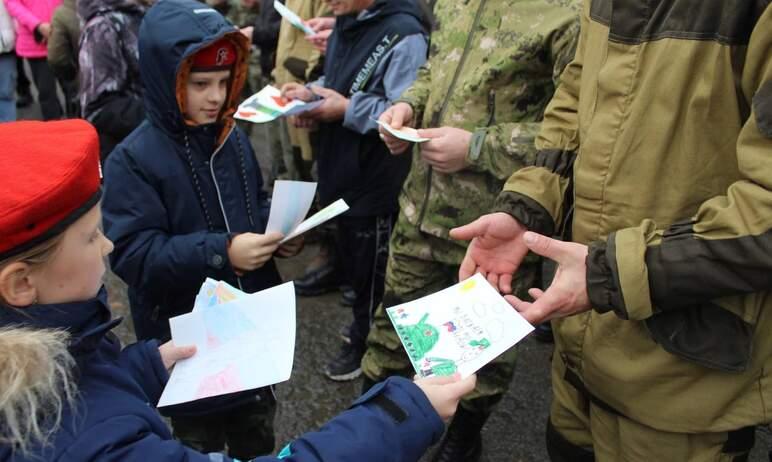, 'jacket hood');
138,0,250,144
77,0,144,23
336,0,429,35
